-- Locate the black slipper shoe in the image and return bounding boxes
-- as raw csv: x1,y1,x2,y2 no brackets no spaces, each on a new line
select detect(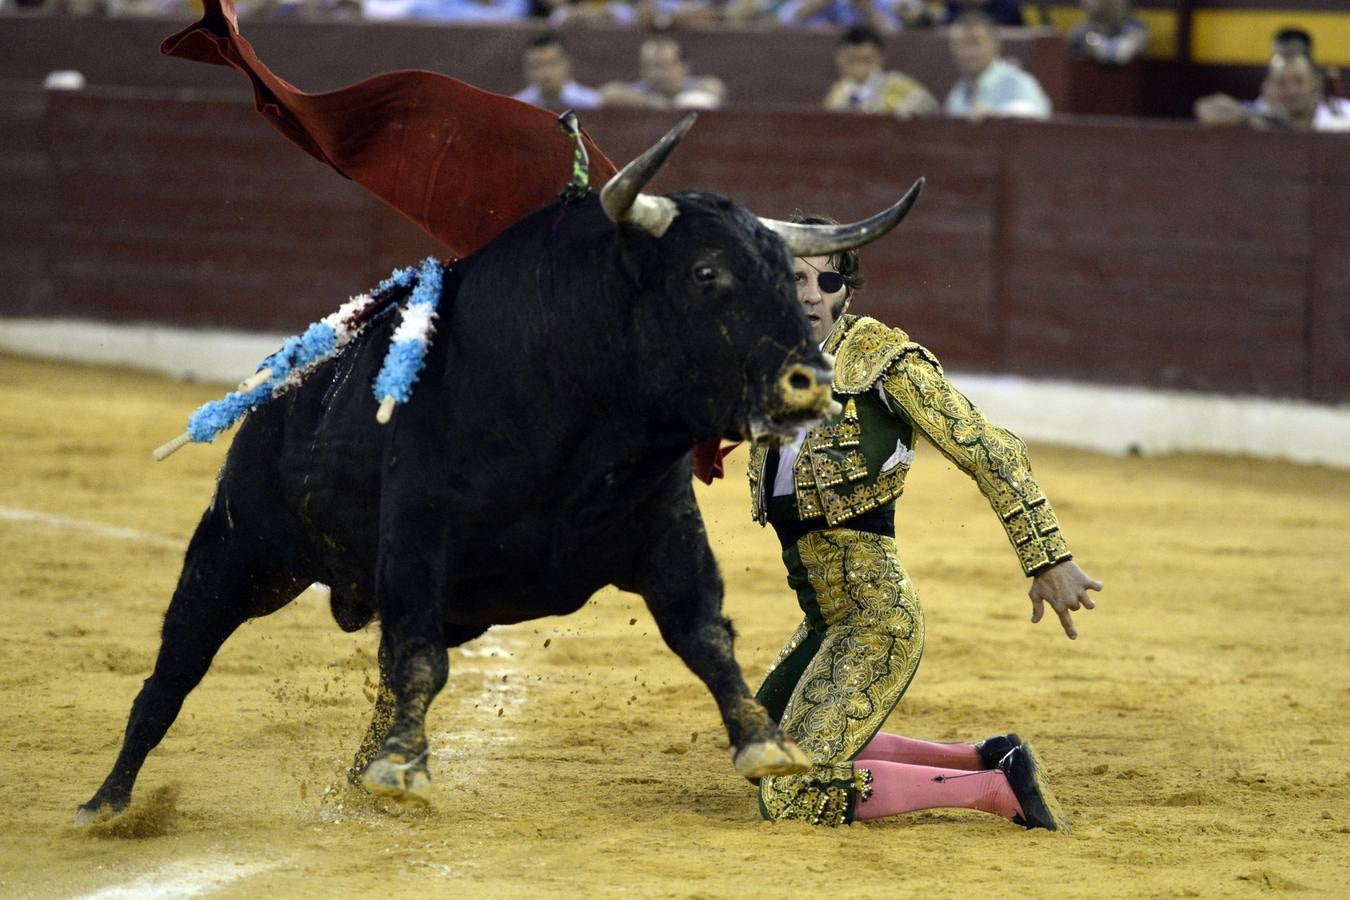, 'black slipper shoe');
998,742,1070,832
